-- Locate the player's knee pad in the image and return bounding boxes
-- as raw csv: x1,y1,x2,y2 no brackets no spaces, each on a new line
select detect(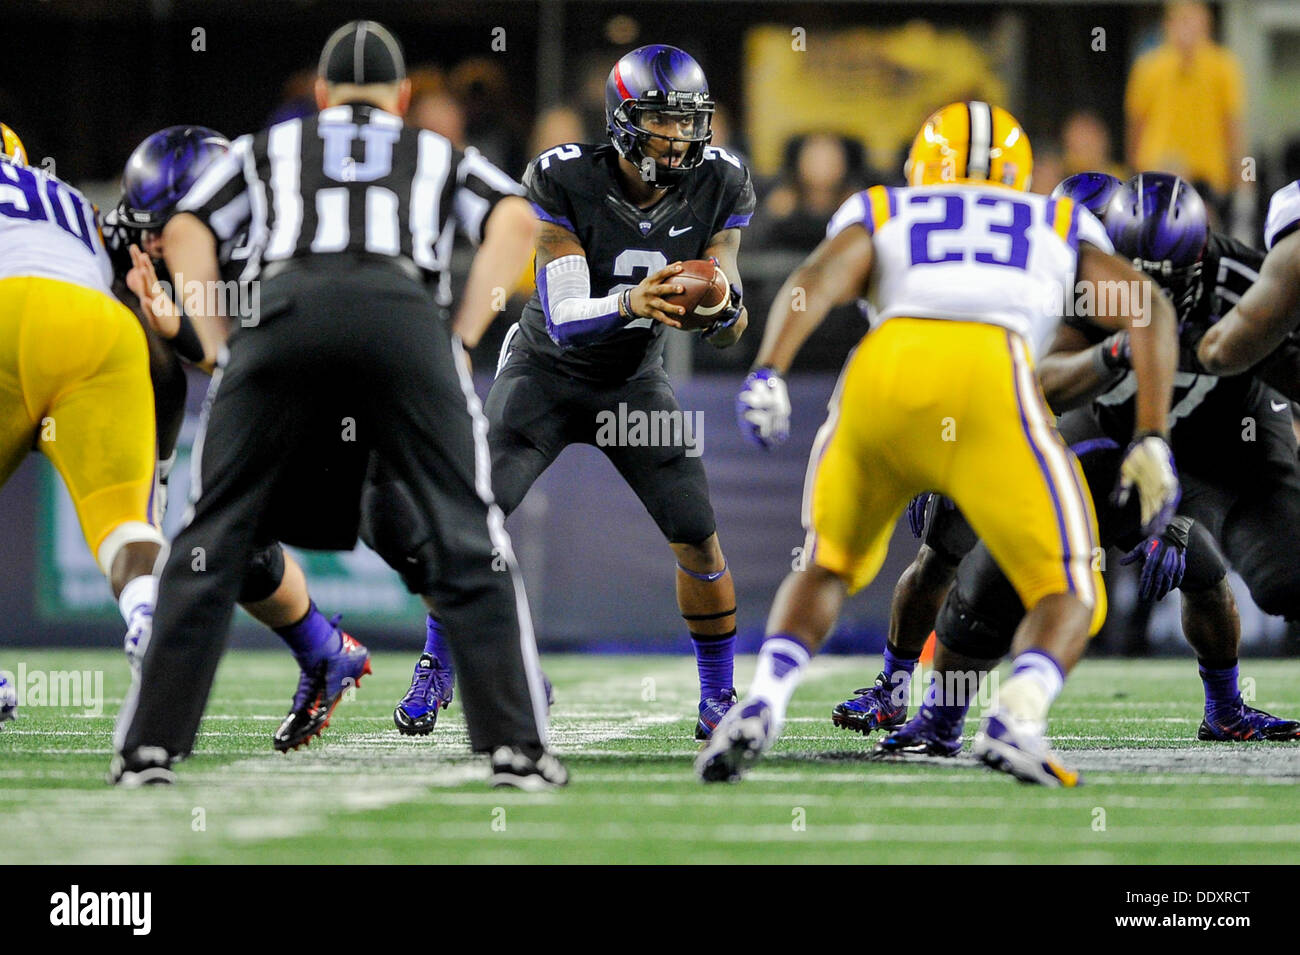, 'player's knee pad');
935,587,1015,660
662,507,717,551
239,543,286,605
1178,520,1229,594
96,521,165,577
359,478,440,593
